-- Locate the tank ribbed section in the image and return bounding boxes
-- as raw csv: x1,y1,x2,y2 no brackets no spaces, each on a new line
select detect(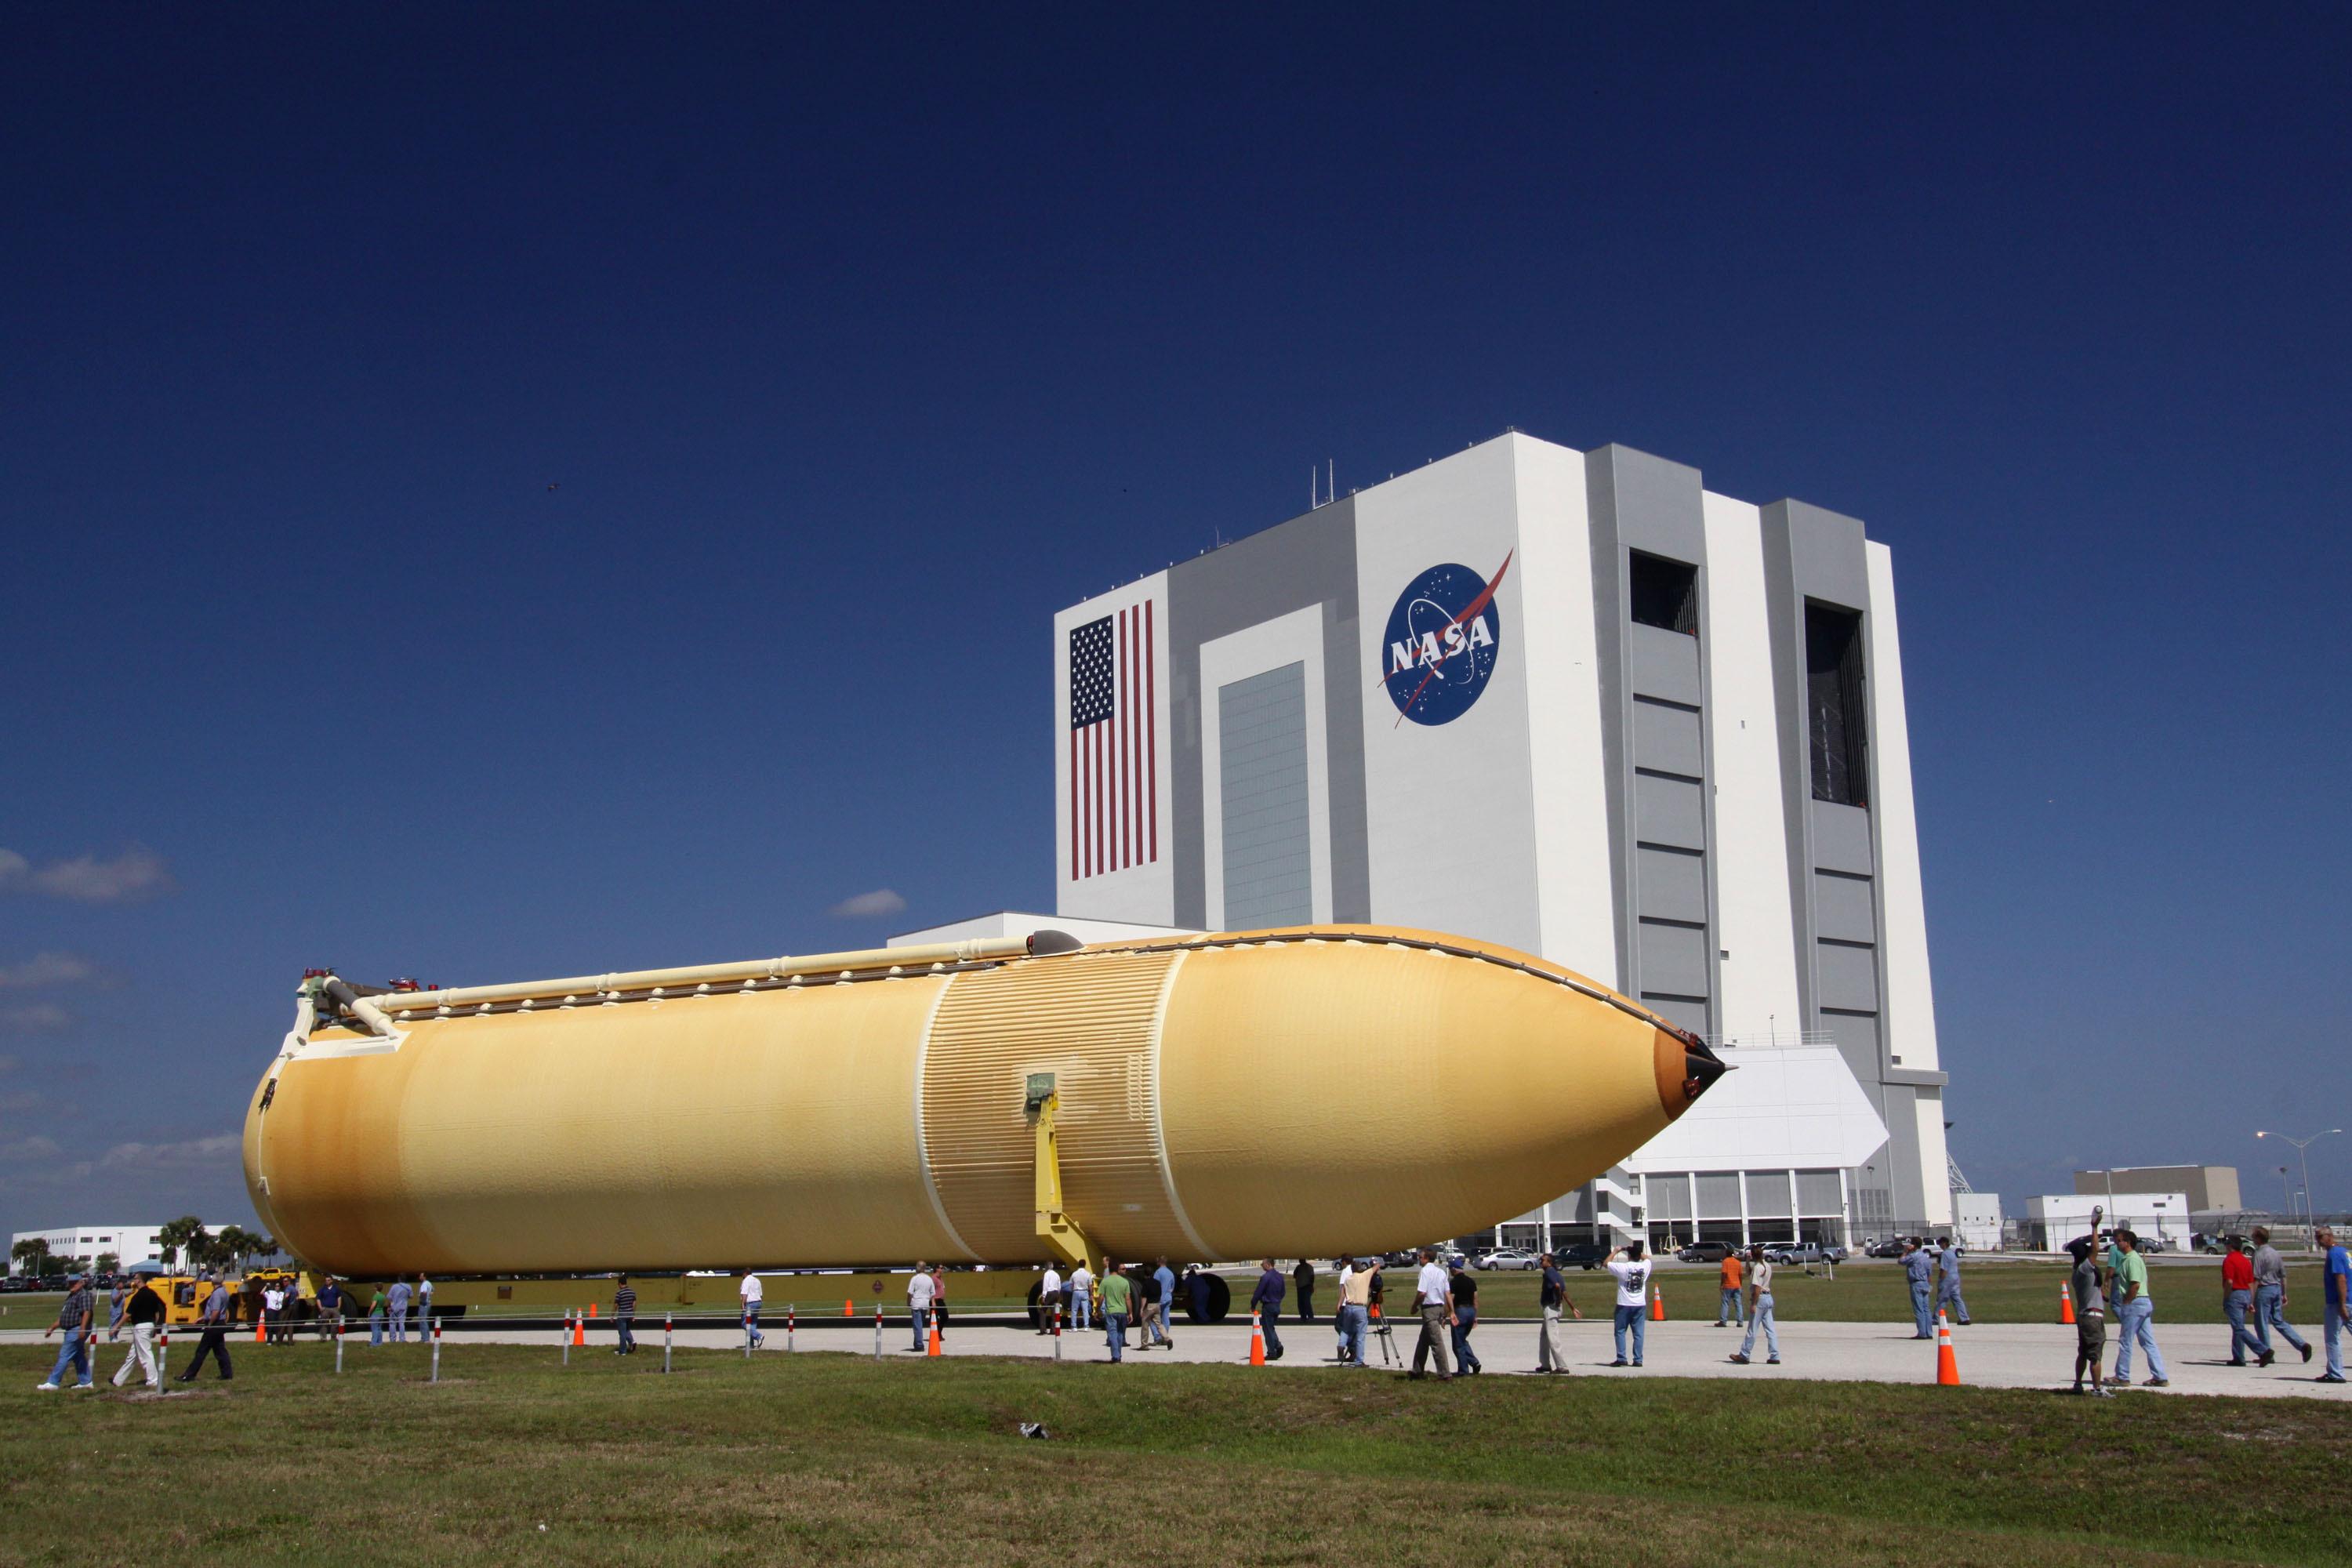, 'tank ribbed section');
921,949,1185,1262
